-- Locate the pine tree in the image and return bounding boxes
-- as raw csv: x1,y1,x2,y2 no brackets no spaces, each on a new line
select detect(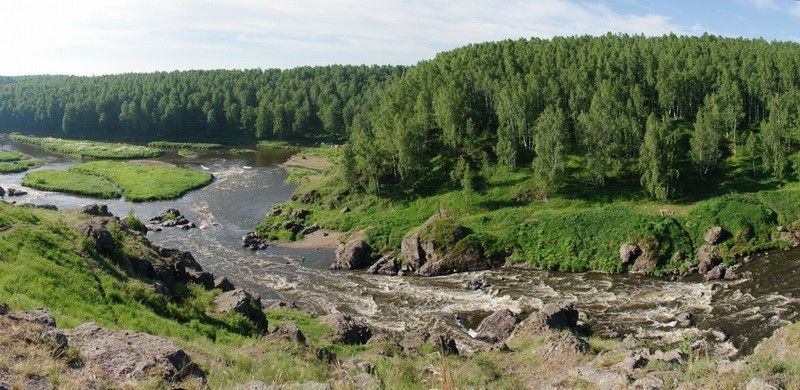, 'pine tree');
639,115,679,200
